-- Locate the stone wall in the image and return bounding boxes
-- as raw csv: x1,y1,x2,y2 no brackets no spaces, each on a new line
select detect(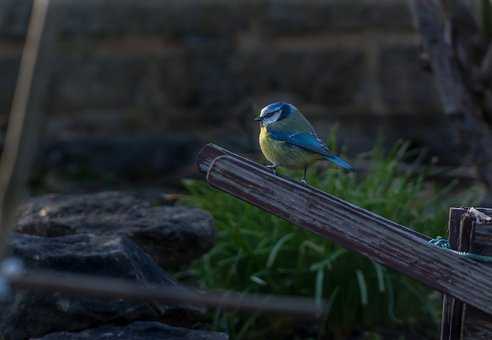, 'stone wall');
0,0,458,188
